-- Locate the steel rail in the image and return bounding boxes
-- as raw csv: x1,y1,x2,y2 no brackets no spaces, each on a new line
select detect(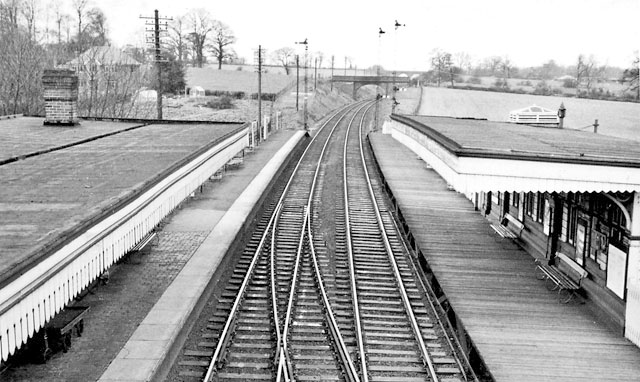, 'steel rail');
357,113,440,381
280,101,373,382
307,211,360,382
203,104,355,382
280,207,308,378
202,202,280,382
274,102,366,380
342,102,375,382
270,204,292,382
387,211,478,382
